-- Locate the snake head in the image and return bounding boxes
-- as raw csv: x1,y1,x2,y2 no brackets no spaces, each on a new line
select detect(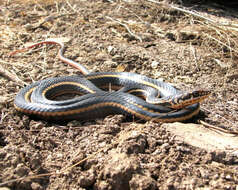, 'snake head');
170,89,211,109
